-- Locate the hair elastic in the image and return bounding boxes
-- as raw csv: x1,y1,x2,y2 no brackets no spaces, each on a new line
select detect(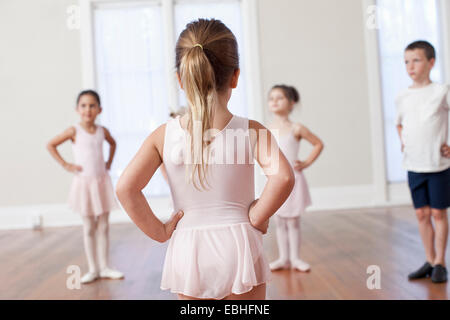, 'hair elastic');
193,43,203,50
